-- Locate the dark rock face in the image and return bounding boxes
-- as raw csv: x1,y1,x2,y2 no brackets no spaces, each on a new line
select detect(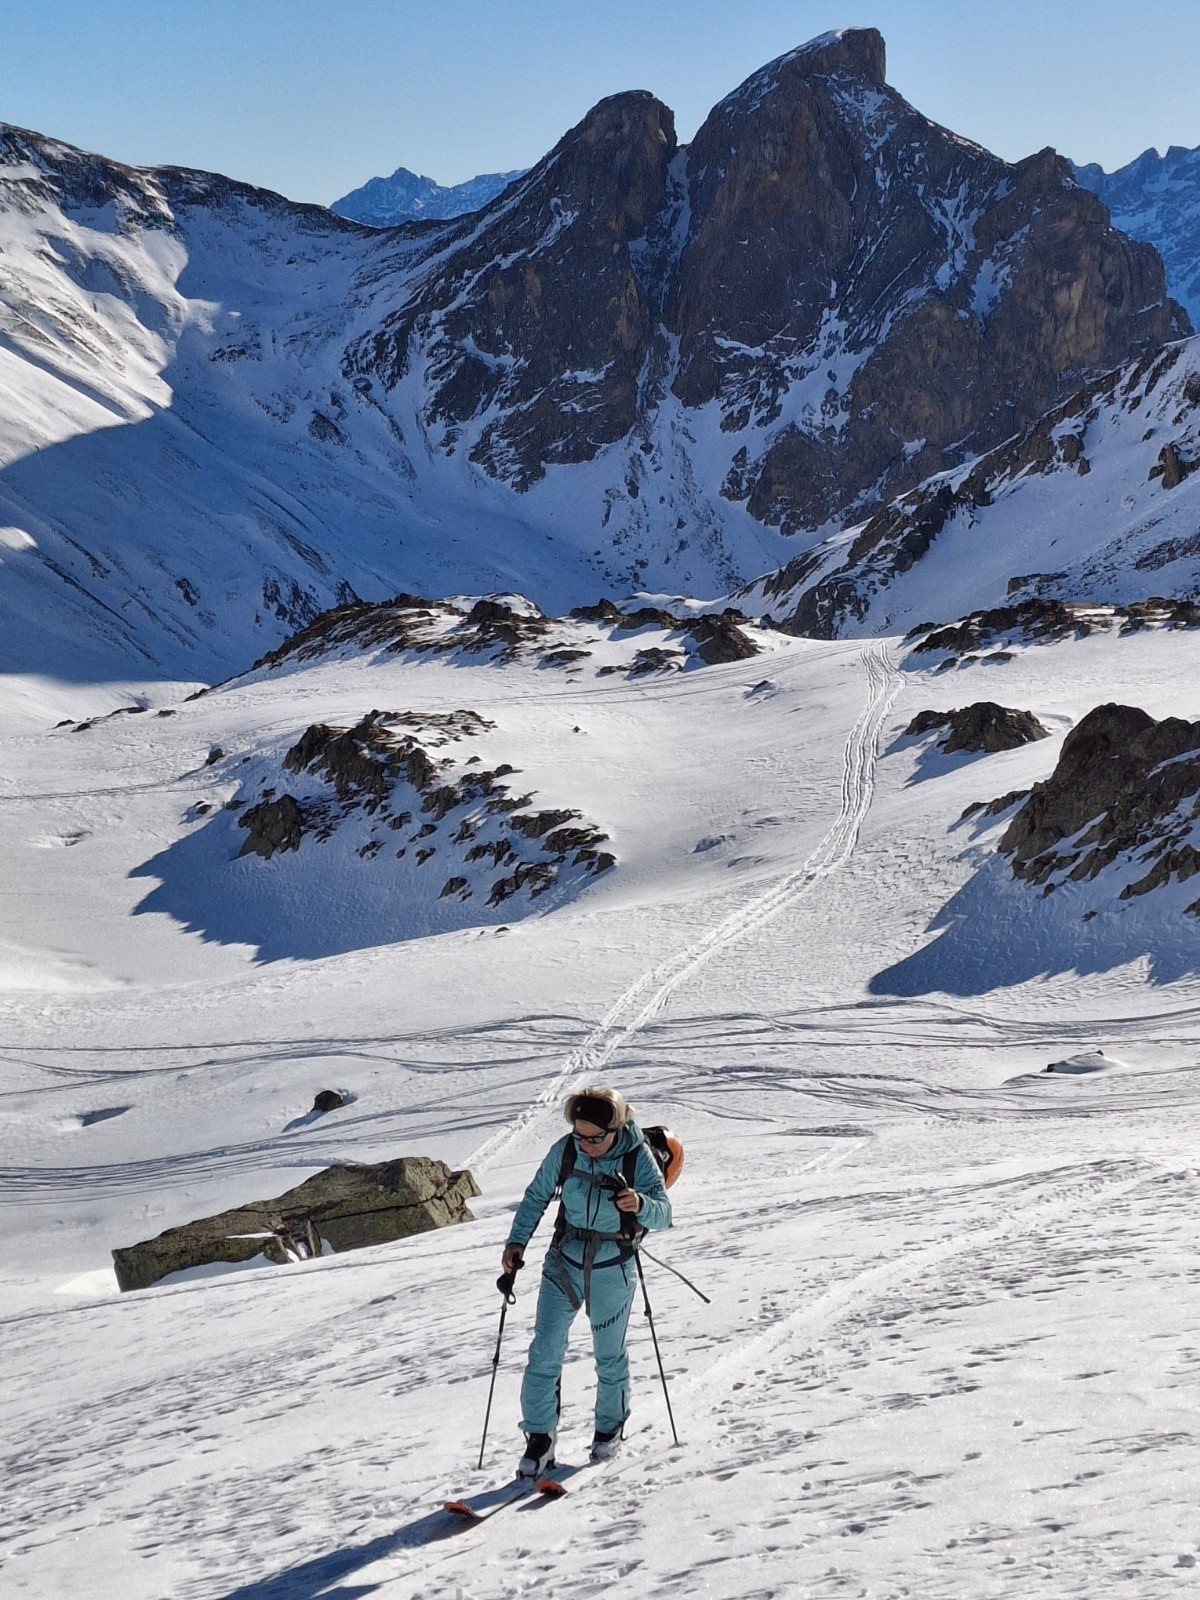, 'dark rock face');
111,1158,480,1291
351,92,677,488
905,703,1048,754
999,704,1200,902
312,1089,345,1113
237,794,304,859
689,613,759,665
348,28,1187,535
1151,441,1192,489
